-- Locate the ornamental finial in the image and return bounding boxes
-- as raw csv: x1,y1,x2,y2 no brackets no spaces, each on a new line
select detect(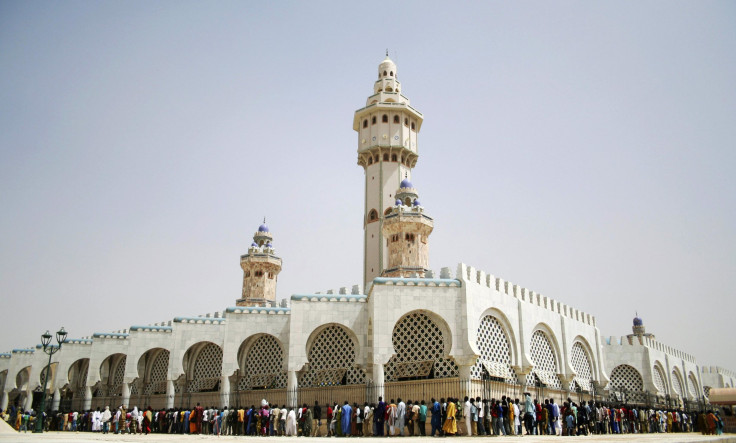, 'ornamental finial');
386,48,389,57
